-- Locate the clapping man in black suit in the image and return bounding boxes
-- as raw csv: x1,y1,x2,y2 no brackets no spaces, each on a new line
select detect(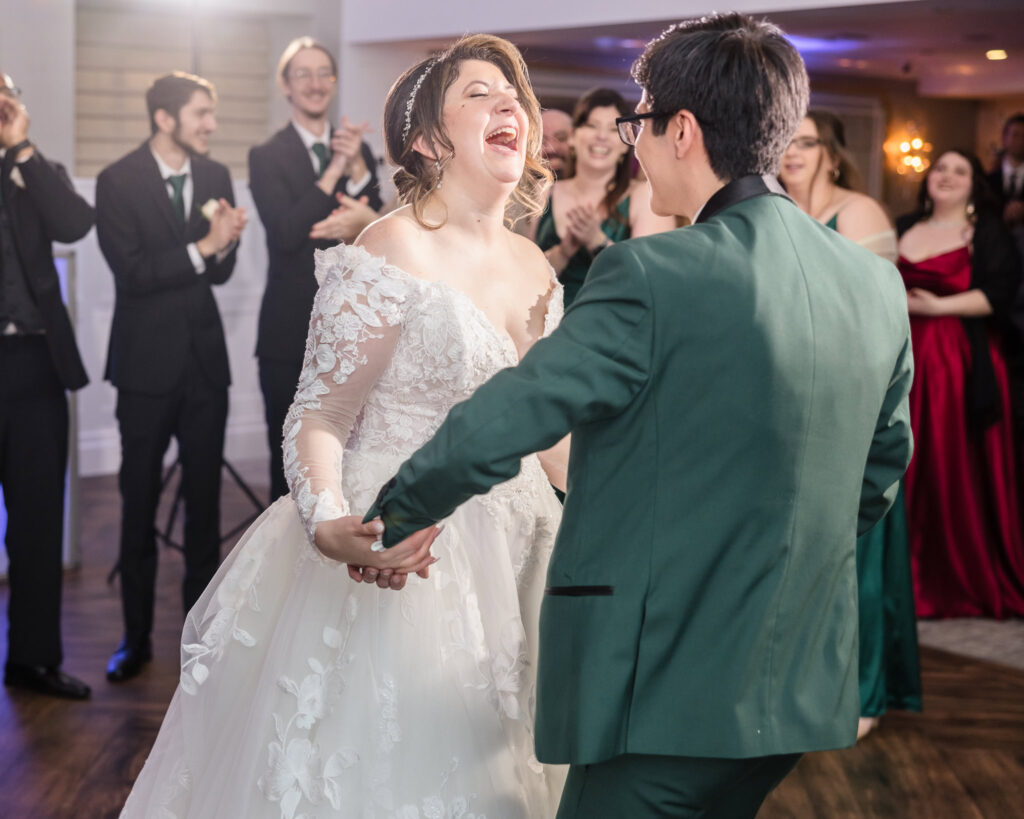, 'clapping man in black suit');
0,72,93,699
96,72,247,682
249,37,383,502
